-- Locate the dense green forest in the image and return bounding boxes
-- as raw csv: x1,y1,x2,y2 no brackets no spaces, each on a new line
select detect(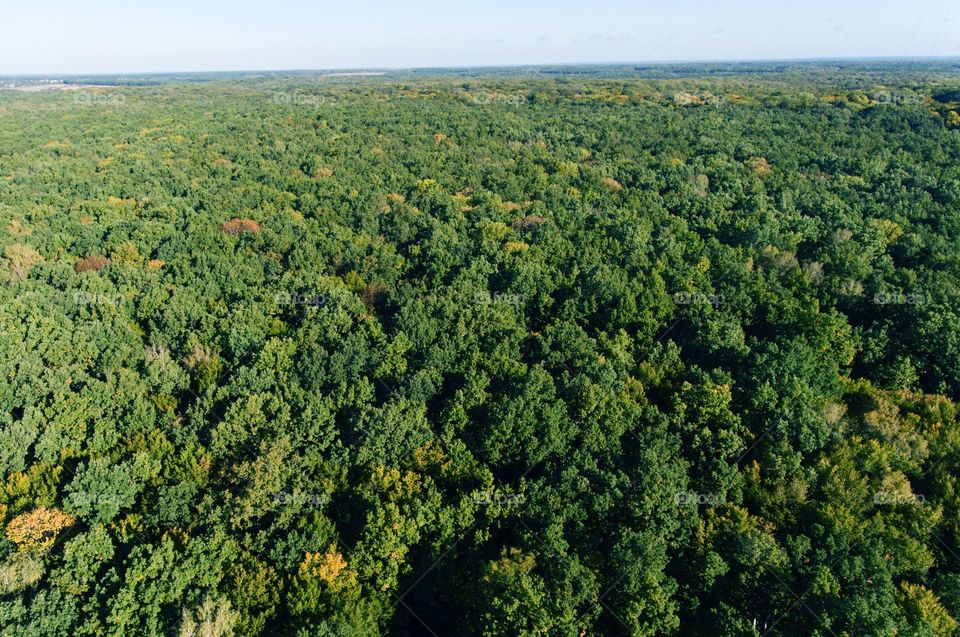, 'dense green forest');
1,64,960,636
